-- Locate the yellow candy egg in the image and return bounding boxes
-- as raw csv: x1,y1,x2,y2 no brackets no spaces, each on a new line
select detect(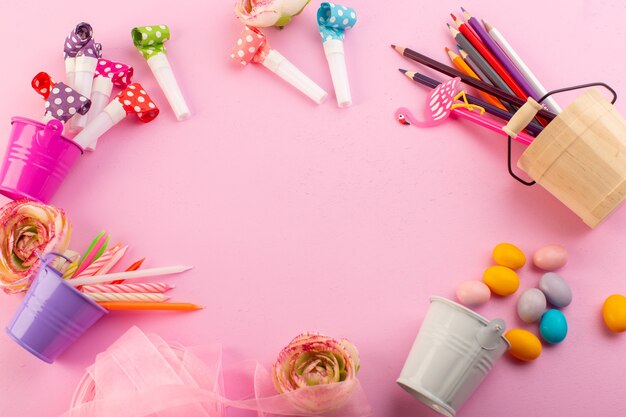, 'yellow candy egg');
492,243,526,270
602,294,626,333
483,265,520,296
505,329,542,361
